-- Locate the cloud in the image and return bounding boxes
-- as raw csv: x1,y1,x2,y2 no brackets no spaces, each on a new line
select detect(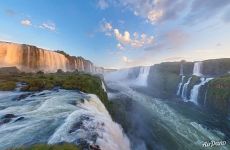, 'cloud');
97,0,109,9
165,28,188,47
222,9,230,23
185,0,230,24
5,9,17,16
117,43,124,50
114,29,154,48
39,21,56,31
100,19,113,36
116,0,230,25
20,19,32,26
119,0,187,24
114,29,131,44
147,9,164,23
145,28,188,51
122,56,132,63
